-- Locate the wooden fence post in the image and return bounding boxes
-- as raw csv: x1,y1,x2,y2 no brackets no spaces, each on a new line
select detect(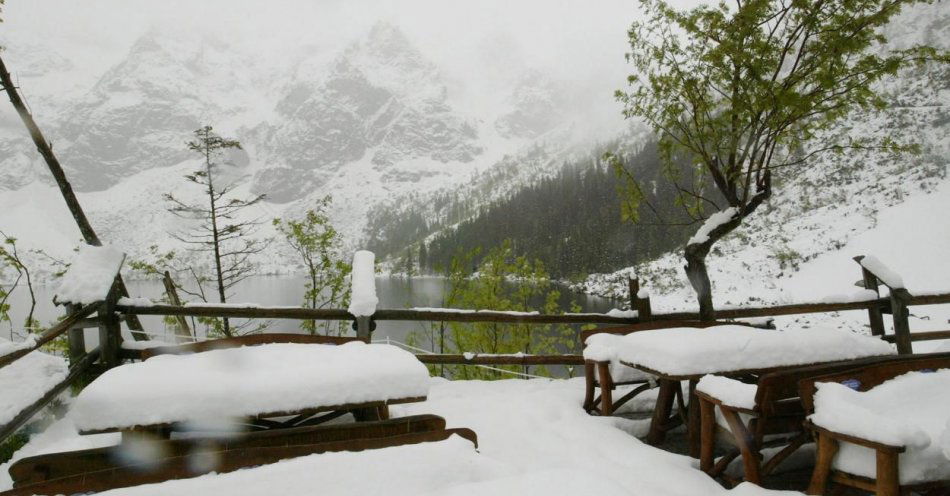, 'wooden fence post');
853,256,885,336
890,288,913,355
65,303,86,364
629,277,652,321
97,281,122,369
355,317,373,341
